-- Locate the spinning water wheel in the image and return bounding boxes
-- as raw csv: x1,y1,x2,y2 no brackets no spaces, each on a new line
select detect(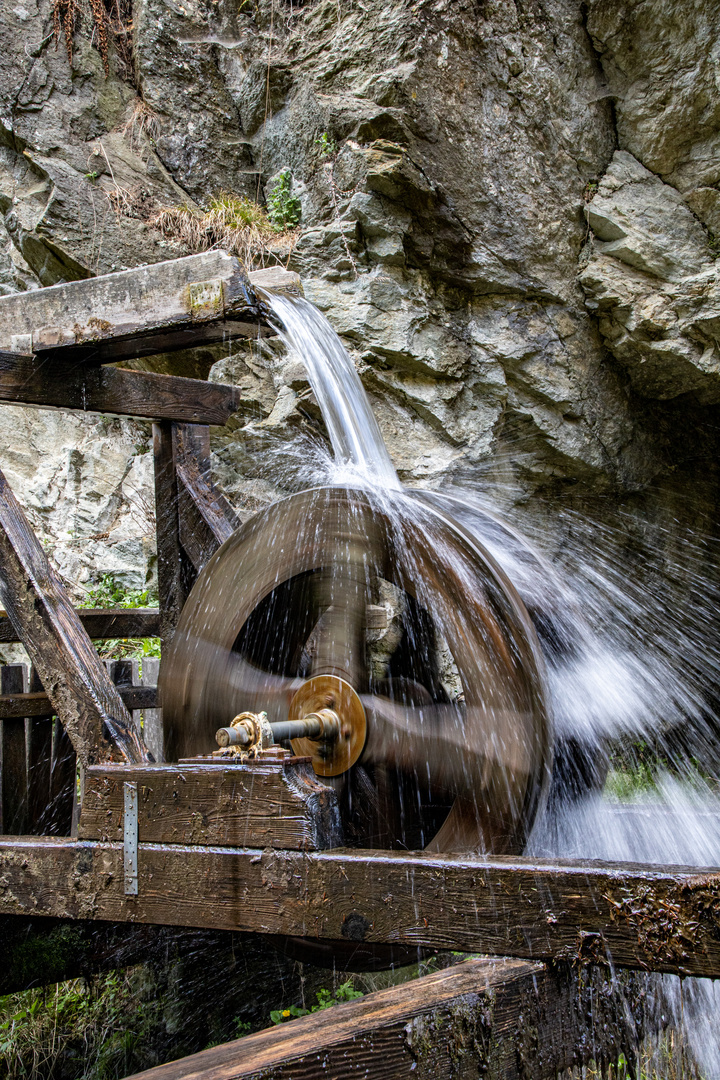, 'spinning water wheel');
159,486,552,857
